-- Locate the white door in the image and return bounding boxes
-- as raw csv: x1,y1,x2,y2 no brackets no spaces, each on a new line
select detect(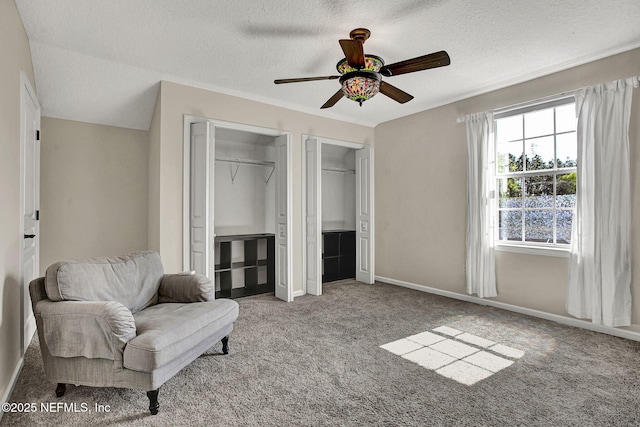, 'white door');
189,122,213,278
21,74,40,354
305,138,322,295
356,146,374,284
274,134,292,301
